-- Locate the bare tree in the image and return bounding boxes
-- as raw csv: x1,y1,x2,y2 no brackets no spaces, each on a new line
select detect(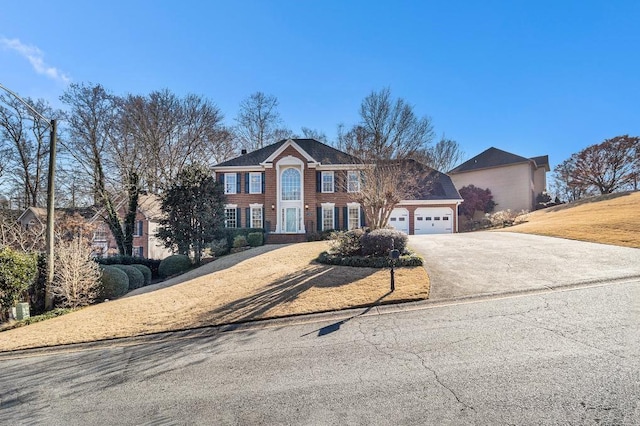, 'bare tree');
417,136,465,172
0,94,59,208
338,88,435,161
300,127,329,143
339,160,432,230
235,92,292,151
568,135,639,195
120,90,231,192
52,237,101,308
